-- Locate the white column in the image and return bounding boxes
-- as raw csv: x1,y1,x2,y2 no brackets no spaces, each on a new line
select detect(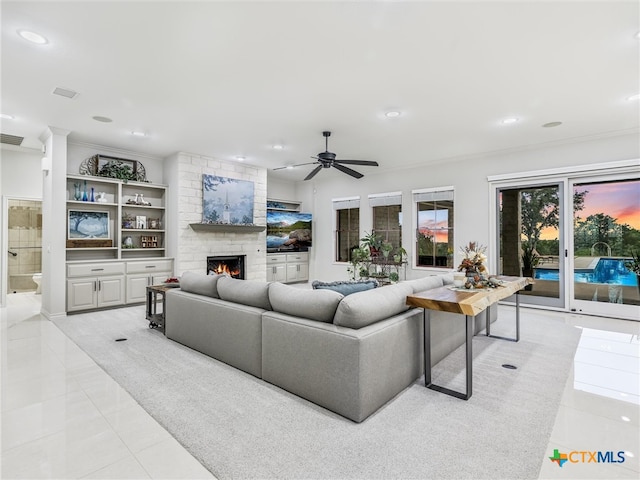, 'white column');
39,127,70,319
